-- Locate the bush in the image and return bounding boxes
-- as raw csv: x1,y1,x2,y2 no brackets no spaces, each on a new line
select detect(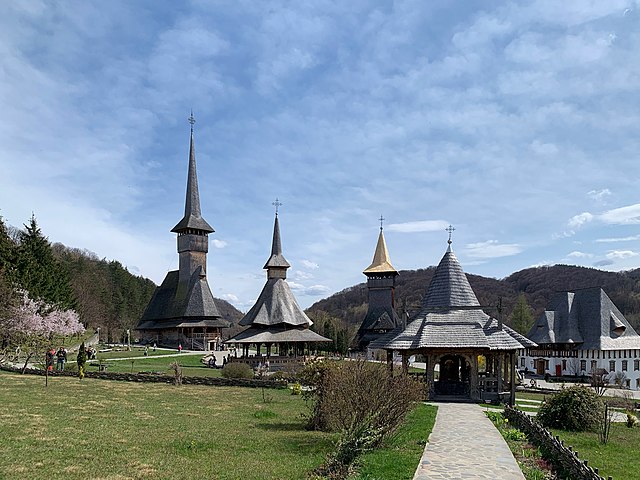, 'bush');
303,359,423,476
537,385,604,432
221,362,254,379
